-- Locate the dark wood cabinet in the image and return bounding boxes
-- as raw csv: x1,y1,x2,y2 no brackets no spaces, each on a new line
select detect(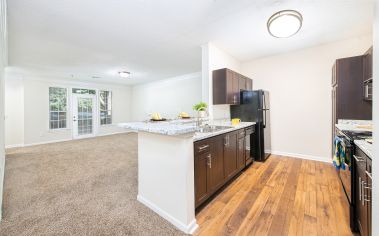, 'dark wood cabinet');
208,135,226,193
194,126,254,208
366,157,372,236
194,151,210,206
223,131,238,180
363,47,373,81
237,134,245,171
331,56,371,121
213,68,253,105
354,146,372,236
